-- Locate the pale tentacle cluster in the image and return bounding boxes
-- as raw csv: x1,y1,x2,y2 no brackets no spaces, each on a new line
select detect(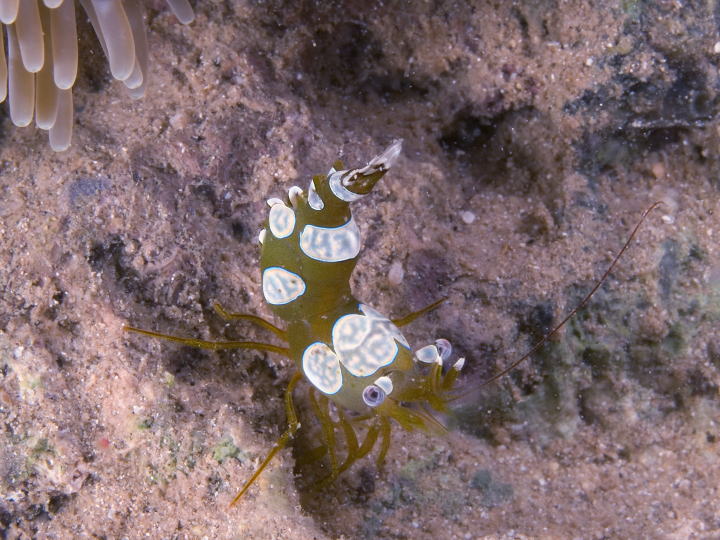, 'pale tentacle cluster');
0,0,194,151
